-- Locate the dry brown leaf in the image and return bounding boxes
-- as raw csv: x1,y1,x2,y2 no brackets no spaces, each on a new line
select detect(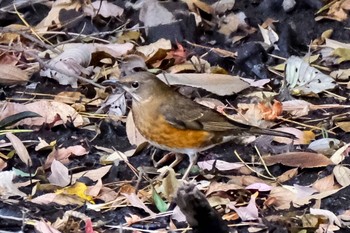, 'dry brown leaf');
0,100,86,128
273,127,315,145
122,192,156,216
126,111,147,146
312,174,340,192
86,179,103,197
333,165,350,187
211,0,235,14
6,132,32,166
0,158,7,171
0,64,30,85
330,143,350,164
72,165,112,183
138,0,175,35
83,0,124,18
206,181,243,196
228,103,275,128
31,193,85,206
197,159,243,171
45,145,88,168
277,168,298,183
35,0,83,32
218,12,247,36
158,73,249,96
262,152,333,168
258,100,283,121
34,220,61,233
0,171,26,197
